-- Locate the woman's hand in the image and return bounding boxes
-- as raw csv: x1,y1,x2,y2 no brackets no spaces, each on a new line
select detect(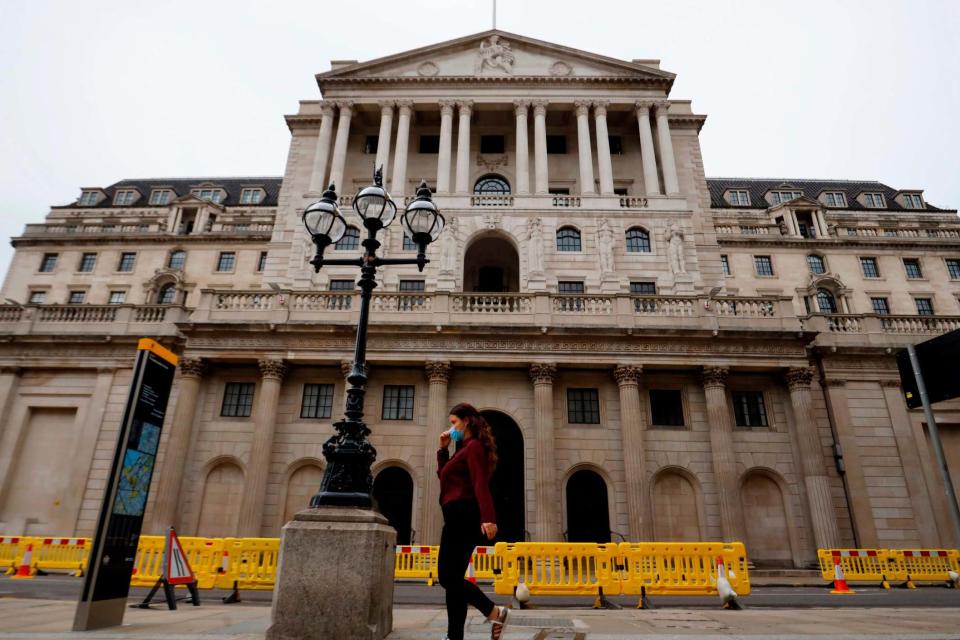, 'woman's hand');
481,522,498,540
439,430,451,448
